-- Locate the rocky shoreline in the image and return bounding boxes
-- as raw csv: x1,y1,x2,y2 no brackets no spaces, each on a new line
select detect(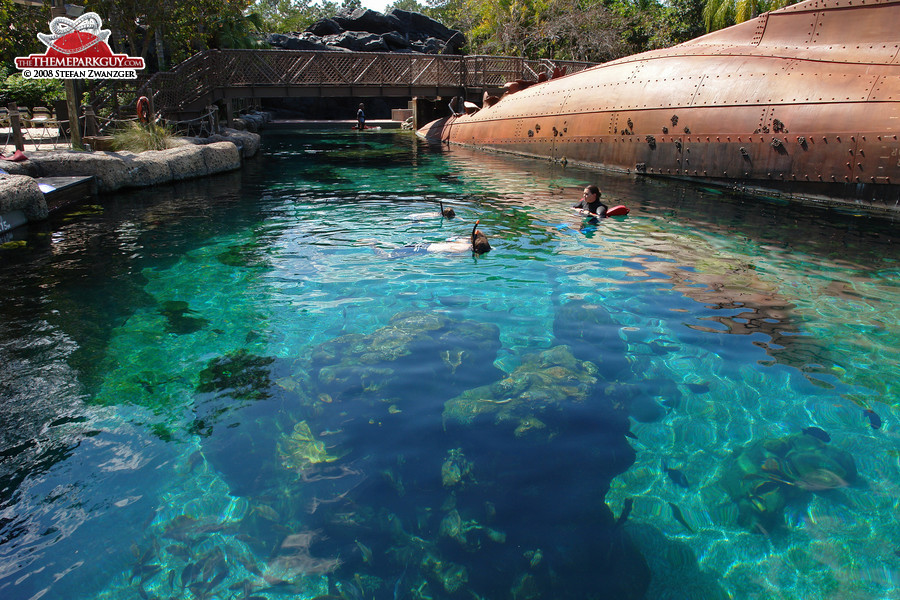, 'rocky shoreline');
0,127,260,234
